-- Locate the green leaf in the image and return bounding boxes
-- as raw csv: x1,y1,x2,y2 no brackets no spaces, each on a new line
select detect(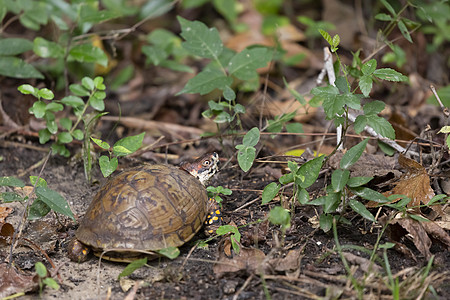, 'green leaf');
228,47,271,80
361,59,377,75
112,132,145,157
57,132,73,144
283,77,307,106
69,84,90,97
42,277,59,290
331,169,350,192
45,102,63,112
349,199,375,222
375,13,392,21
99,156,118,177
18,84,37,97
236,146,255,172
178,69,232,95
359,75,373,97
366,115,395,139
35,262,47,278
0,176,25,187
319,29,333,46
242,127,260,147
69,44,108,67
297,188,309,204
157,246,180,259
262,182,280,205
286,123,303,133
118,258,147,279
373,68,408,82
93,76,106,90
178,16,223,59
428,194,448,206
363,100,385,115
397,19,412,43
33,37,64,58
381,0,396,16
72,129,84,140
79,6,121,23
30,176,47,187
323,192,340,213
347,176,373,187
378,140,395,156
35,187,75,220
0,192,24,202
319,214,333,232
45,112,57,134
339,93,362,110
89,93,105,111
349,187,389,202
323,94,345,119
0,56,43,79
38,129,51,144
38,88,54,100
0,38,33,55
298,156,325,188
28,199,51,220
340,138,368,170
81,77,95,91
268,206,291,229
29,101,46,118
60,96,84,108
